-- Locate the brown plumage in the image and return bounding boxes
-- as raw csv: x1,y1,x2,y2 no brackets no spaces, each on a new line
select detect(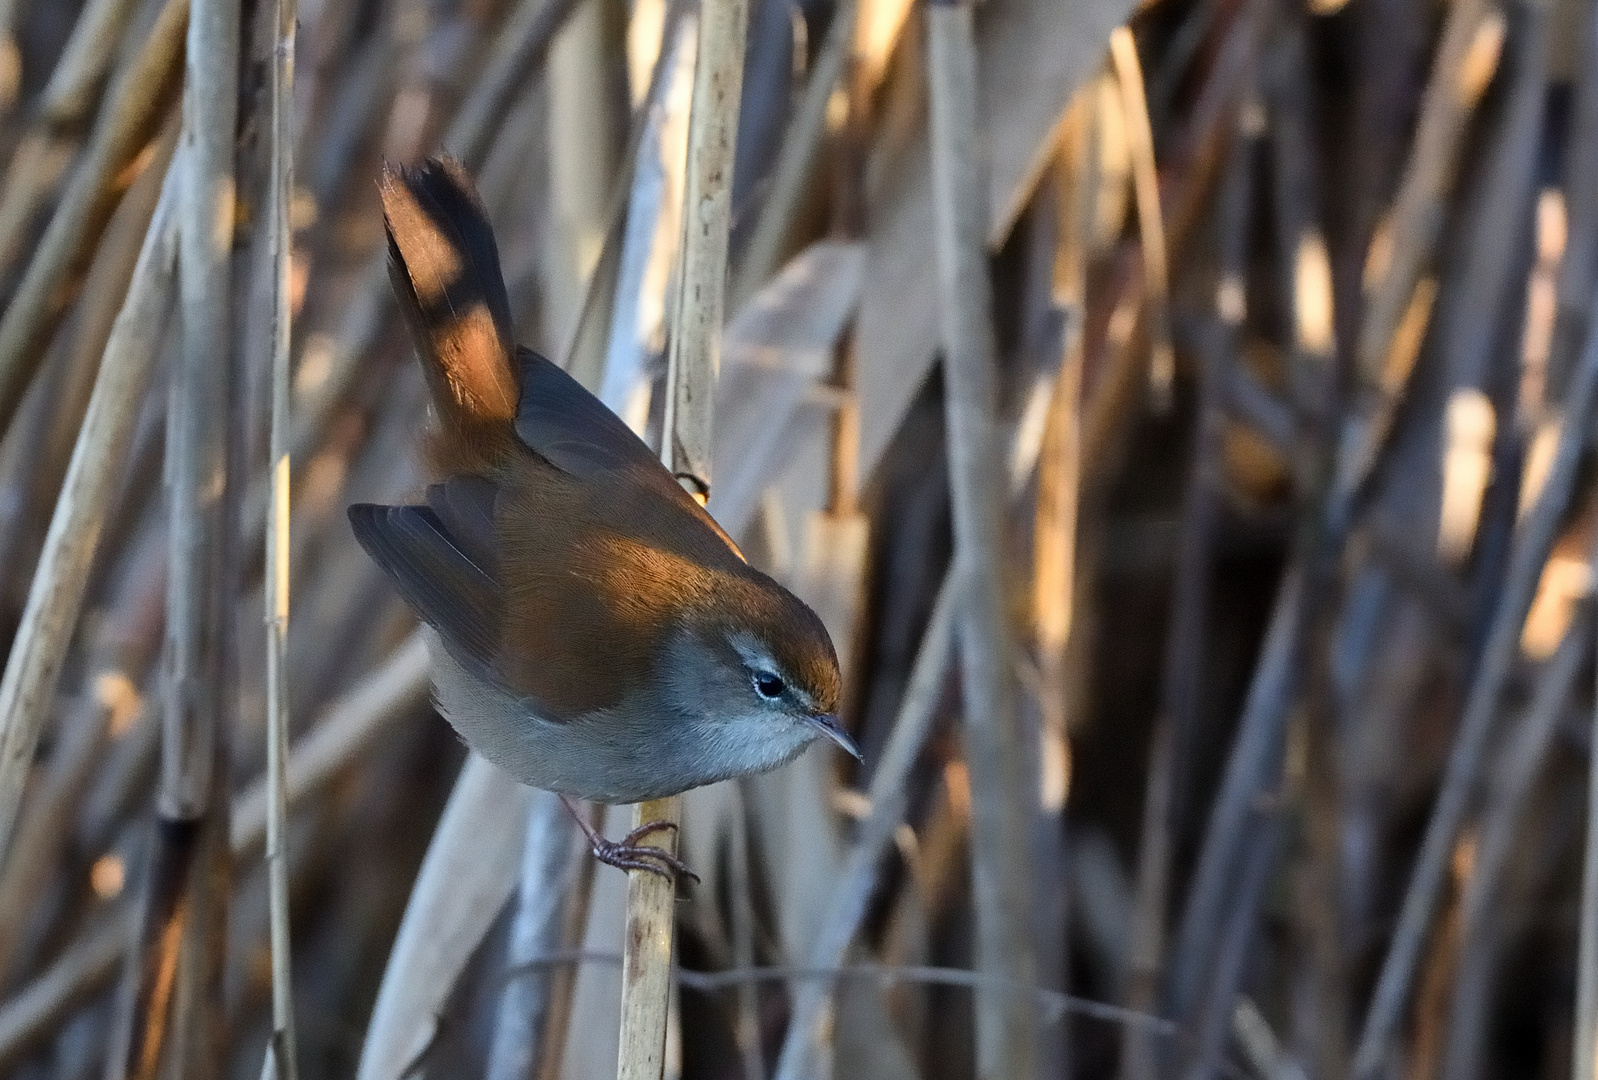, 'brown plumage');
377,158,520,473
350,158,850,819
